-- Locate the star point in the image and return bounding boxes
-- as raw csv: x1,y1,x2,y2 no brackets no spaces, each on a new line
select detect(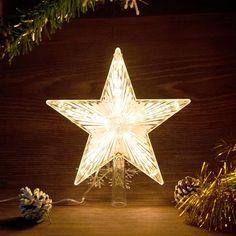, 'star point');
47,48,190,186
